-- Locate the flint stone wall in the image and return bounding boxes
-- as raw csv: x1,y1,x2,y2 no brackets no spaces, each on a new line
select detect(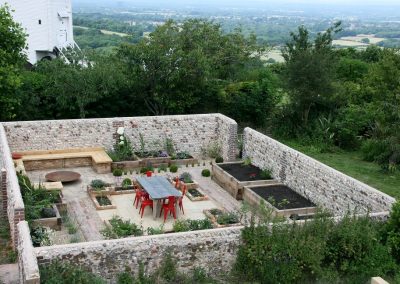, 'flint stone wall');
0,124,24,247
35,227,243,282
3,114,237,162
17,221,40,284
243,128,395,215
